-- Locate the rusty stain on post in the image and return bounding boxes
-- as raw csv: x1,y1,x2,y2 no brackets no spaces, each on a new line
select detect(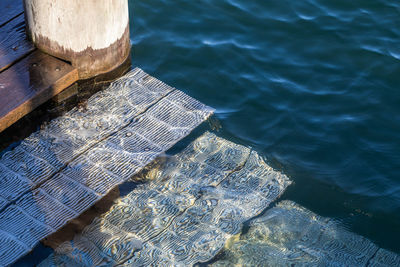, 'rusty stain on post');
23,0,131,79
